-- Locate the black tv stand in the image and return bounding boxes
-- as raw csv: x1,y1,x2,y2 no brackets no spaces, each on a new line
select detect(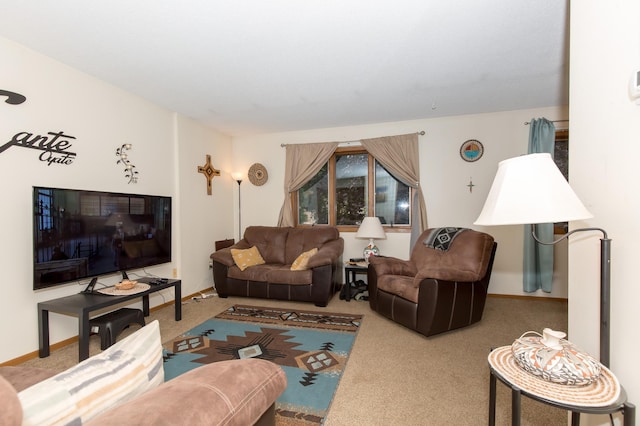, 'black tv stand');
39,277,181,361
81,277,98,294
